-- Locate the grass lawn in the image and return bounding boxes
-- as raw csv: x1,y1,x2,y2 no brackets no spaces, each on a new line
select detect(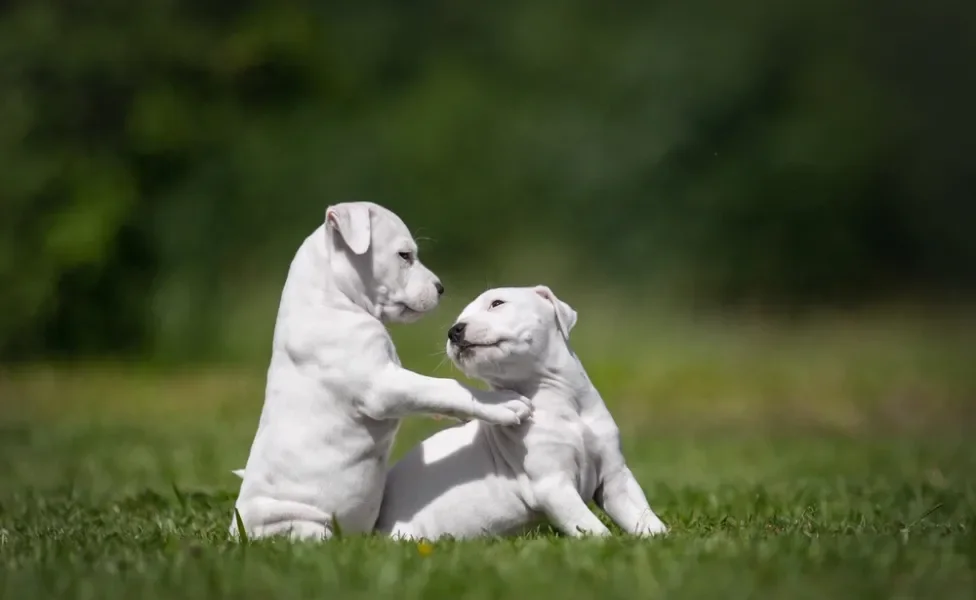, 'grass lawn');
1,305,975,599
